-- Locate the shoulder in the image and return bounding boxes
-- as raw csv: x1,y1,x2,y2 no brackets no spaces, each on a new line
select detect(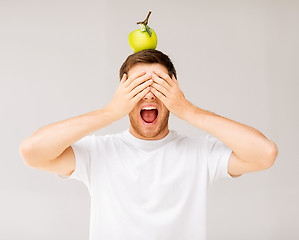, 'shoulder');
170,130,208,148
74,132,119,149
91,130,131,149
